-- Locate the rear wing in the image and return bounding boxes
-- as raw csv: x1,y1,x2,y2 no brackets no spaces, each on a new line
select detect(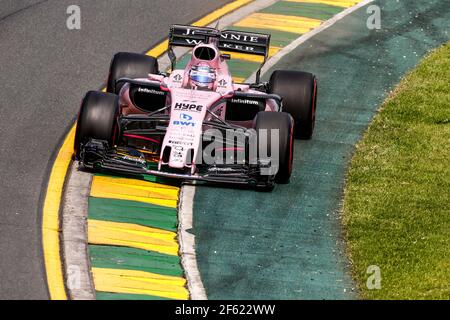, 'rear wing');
168,24,271,83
